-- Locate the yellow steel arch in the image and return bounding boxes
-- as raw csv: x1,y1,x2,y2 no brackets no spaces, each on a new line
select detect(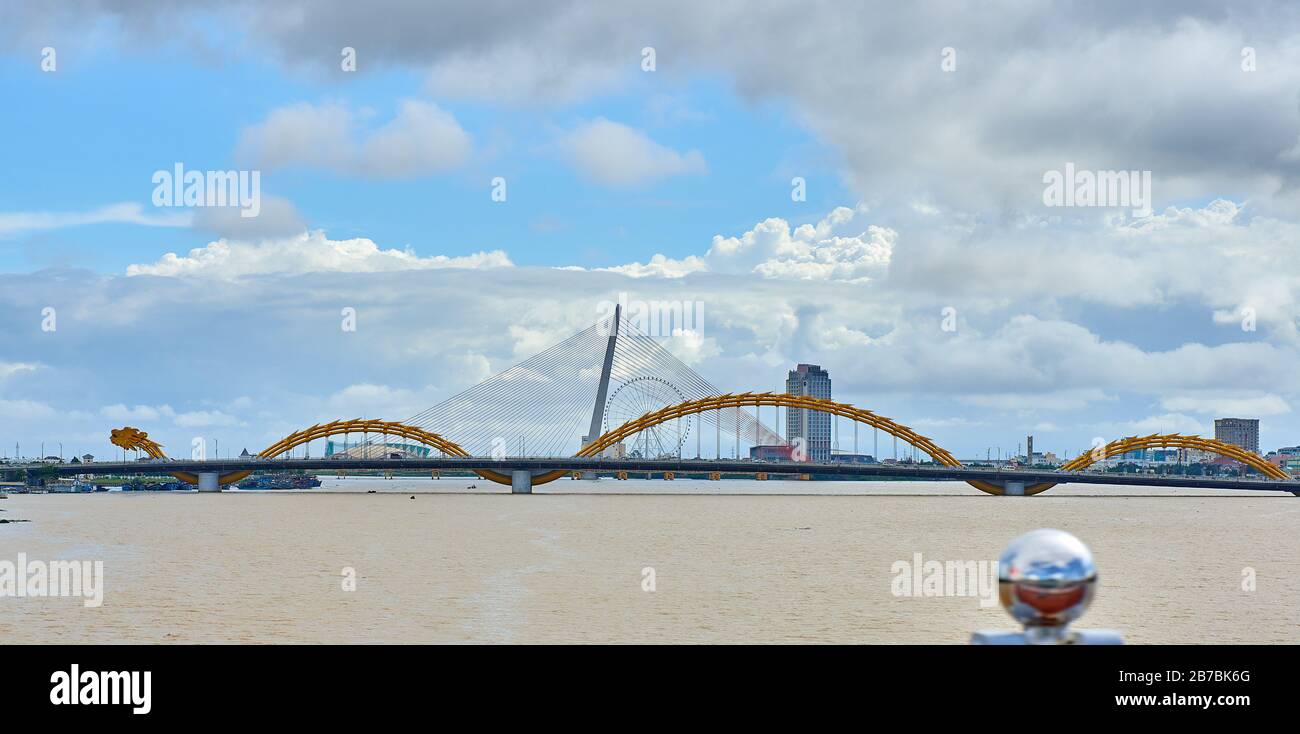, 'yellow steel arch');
111,421,512,486
558,392,1015,492
1059,434,1289,480
260,419,469,460
1004,433,1291,494
578,392,957,462
254,418,513,486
